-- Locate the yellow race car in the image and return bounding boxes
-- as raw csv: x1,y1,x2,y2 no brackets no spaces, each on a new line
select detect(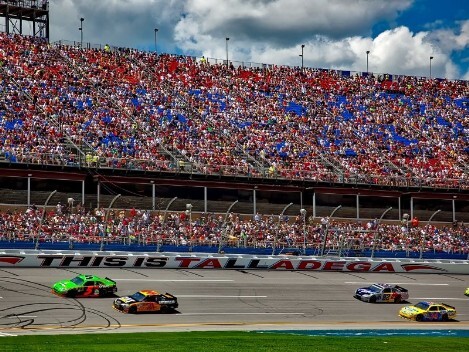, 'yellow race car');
465,288,469,297
399,301,456,322
113,289,178,314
